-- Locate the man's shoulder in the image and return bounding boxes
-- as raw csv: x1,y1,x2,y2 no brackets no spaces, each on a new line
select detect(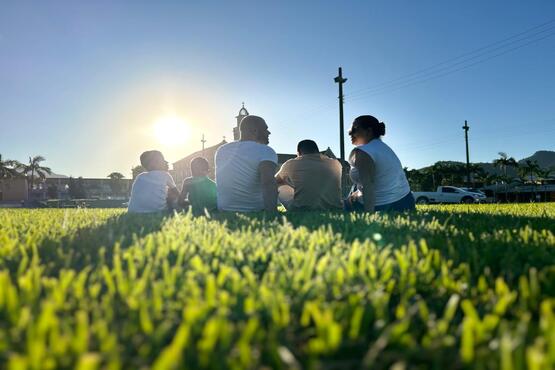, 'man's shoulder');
144,170,174,184
134,172,147,181
322,156,342,166
216,142,232,155
261,143,277,154
282,156,300,167
257,144,277,162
